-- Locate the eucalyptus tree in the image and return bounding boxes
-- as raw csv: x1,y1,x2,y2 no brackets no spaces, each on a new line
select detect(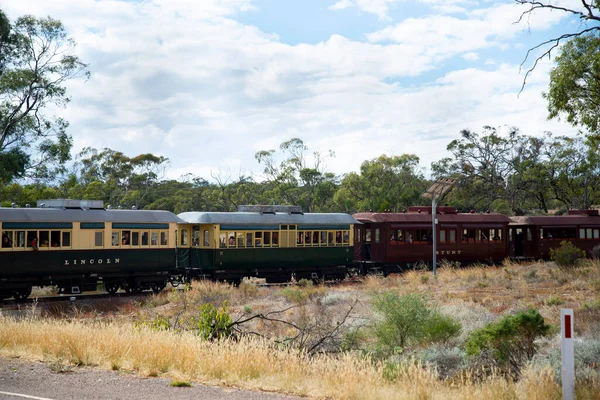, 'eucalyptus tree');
255,138,337,212
336,154,425,212
0,11,88,184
